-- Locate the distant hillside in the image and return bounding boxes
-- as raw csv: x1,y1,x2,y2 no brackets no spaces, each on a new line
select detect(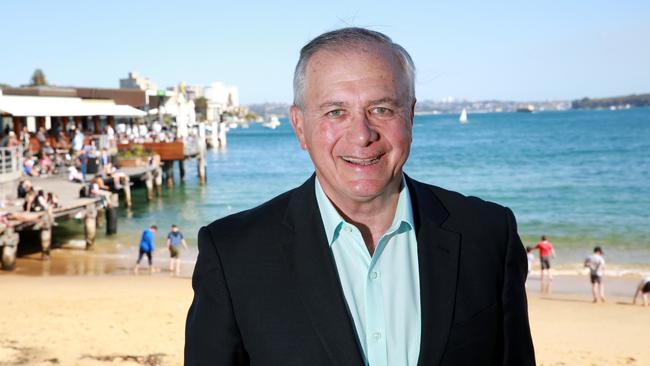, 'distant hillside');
572,94,650,109
246,103,291,118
